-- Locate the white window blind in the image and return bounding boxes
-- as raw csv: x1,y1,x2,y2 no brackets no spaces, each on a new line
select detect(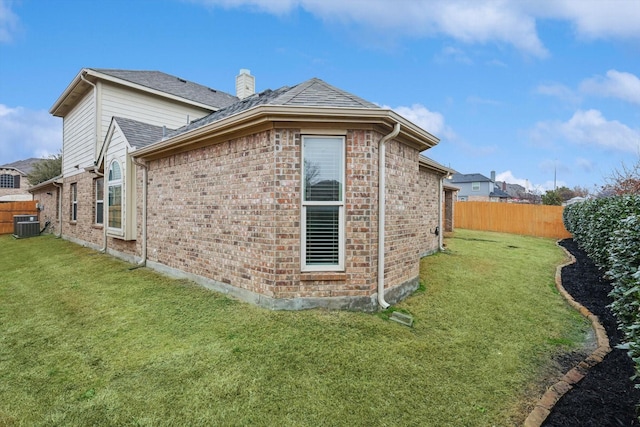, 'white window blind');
302,136,345,270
